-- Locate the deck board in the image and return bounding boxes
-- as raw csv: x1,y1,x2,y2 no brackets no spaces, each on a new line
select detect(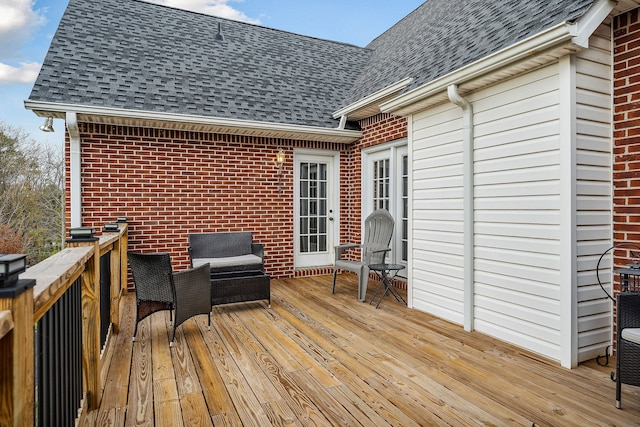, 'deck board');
94,274,640,426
